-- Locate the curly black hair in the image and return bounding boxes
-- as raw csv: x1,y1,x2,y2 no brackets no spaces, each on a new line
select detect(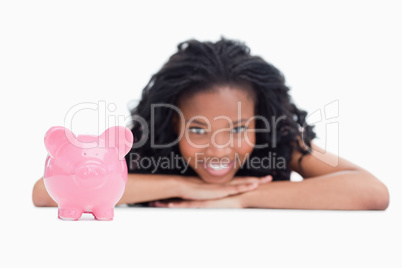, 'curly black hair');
125,36,316,181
